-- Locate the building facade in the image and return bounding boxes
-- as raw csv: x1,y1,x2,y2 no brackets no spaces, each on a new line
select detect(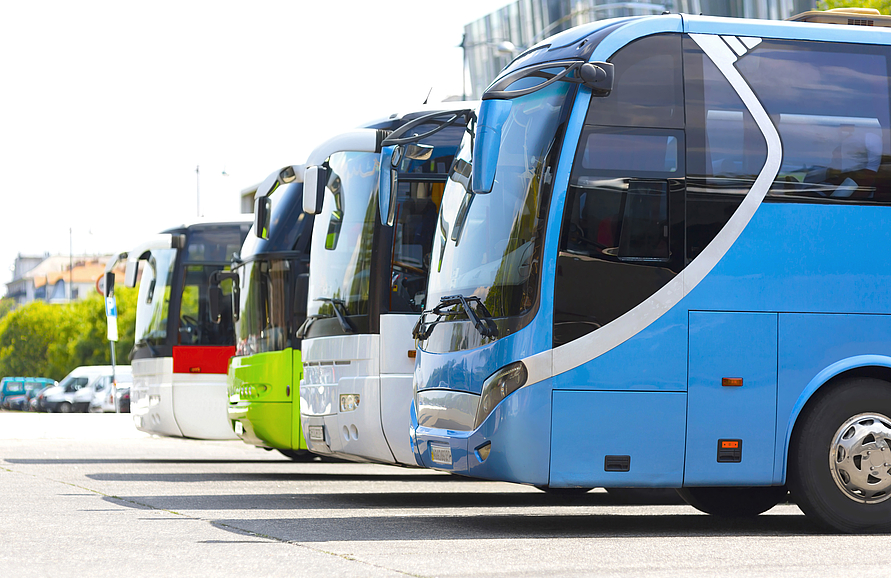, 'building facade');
5,254,114,306
463,0,818,99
